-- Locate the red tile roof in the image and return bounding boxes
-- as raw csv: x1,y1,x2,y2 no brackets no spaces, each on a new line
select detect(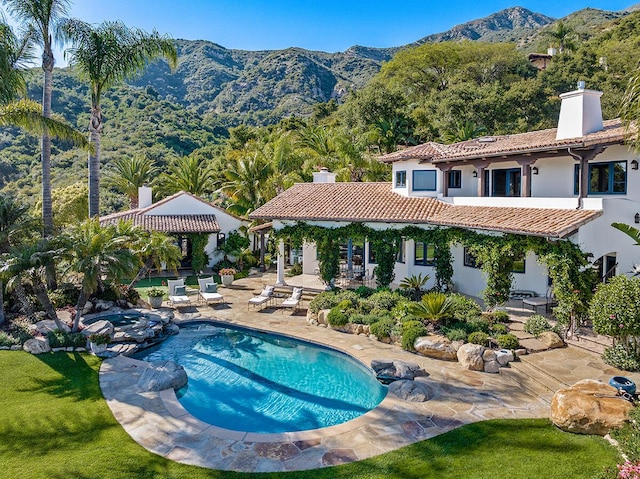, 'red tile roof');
378,119,627,163
249,182,602,238
100,210,220,233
